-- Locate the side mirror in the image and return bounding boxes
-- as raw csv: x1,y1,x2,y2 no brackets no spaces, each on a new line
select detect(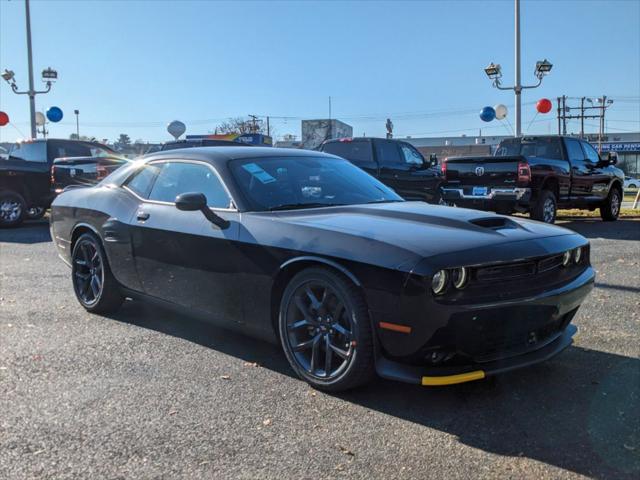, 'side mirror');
429,154,439,167
175,192,230,229
175,192,206,211
607,152,618,165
